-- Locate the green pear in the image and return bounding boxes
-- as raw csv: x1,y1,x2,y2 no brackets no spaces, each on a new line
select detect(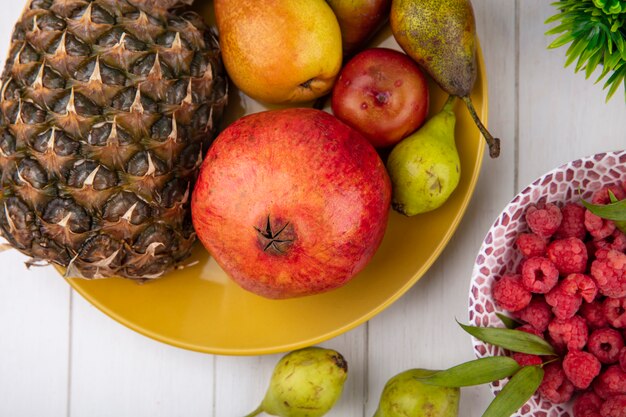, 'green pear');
245,347,348,417
373,369,460,417
386,96,460,216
